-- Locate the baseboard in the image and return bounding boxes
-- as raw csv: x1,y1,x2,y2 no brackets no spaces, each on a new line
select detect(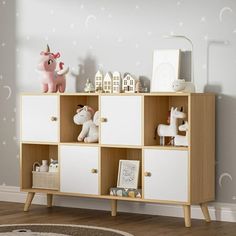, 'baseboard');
0,185,236,222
